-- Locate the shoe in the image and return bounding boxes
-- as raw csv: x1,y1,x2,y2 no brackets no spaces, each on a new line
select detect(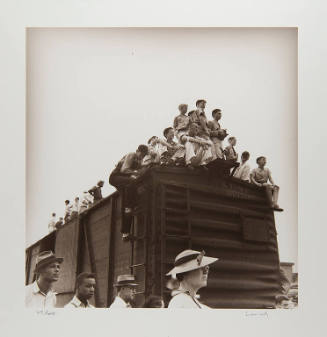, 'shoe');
273,205,284,212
